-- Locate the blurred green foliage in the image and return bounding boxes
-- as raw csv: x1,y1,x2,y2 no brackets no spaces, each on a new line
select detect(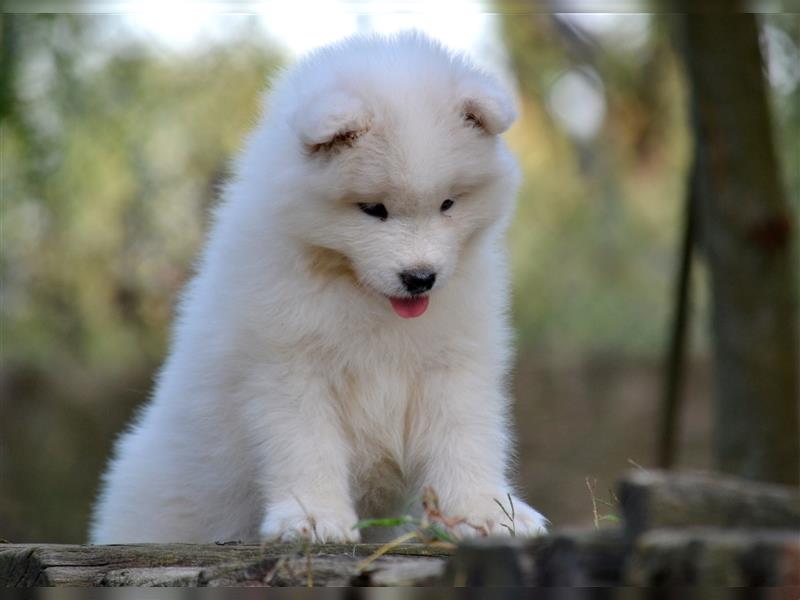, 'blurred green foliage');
0,11,797,542
2,15,282,371
503,14,691,357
